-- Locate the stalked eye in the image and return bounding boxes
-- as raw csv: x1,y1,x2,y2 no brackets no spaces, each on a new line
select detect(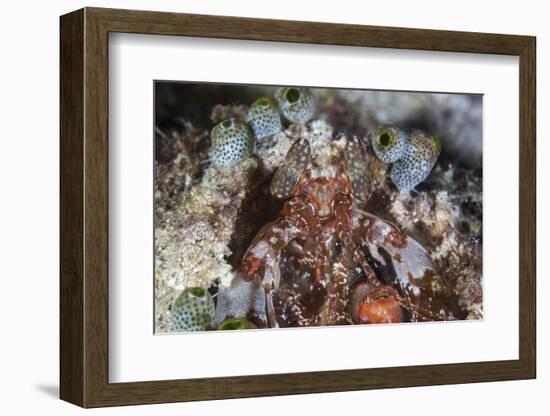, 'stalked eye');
247,97,282,140
370,127,407,164
284,88,300,103
275,87,315,125
270,138,311,199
